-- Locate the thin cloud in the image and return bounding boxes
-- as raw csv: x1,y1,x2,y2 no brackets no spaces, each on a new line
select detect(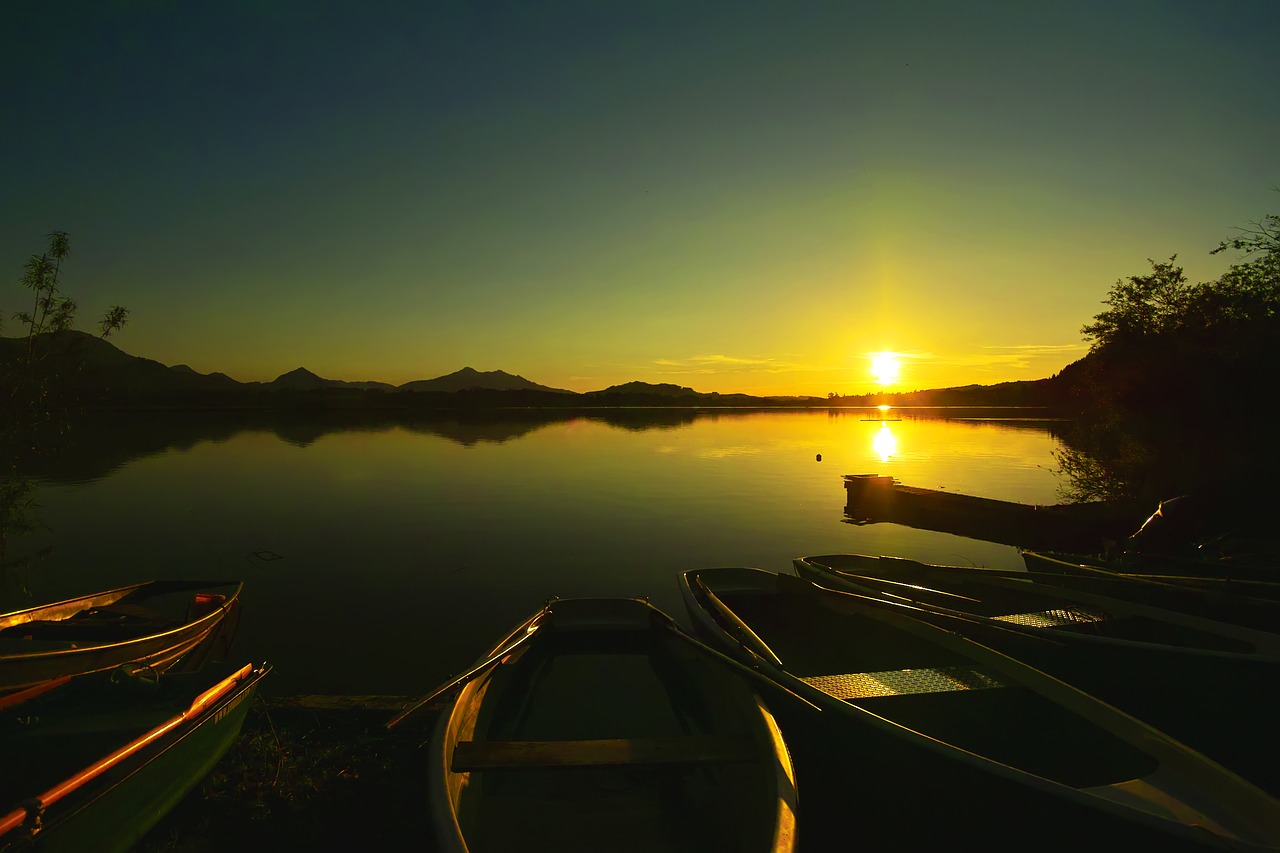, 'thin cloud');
653,354,828,375
980,344,1089,354
947,343,1088,370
